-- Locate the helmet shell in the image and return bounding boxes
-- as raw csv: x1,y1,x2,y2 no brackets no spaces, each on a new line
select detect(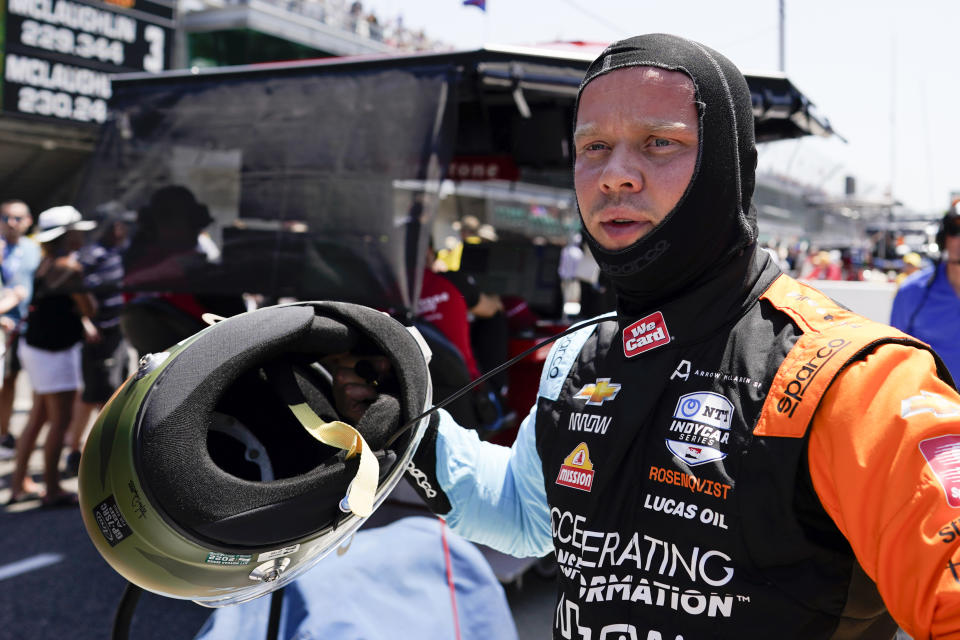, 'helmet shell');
79,302,431,606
